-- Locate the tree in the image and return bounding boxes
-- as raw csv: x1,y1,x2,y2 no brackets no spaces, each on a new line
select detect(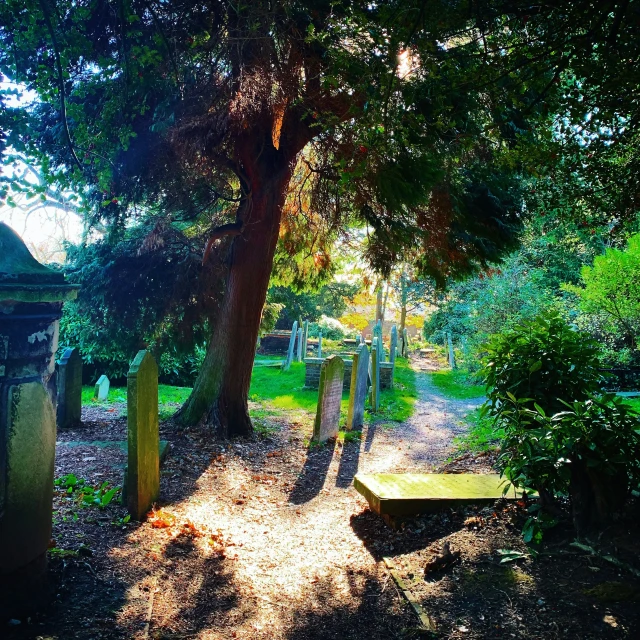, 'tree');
565,233,640,352
3,1,634,436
